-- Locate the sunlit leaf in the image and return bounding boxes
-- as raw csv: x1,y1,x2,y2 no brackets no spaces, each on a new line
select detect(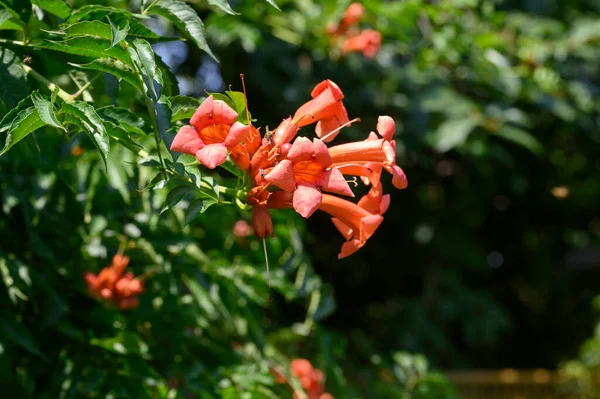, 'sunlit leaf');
31,91,64,131
0,0,31,24
33,0,70,19
0,105,45,156
61,101,110,167
108,16,129,49
151,0,216,60
0,46,27,109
